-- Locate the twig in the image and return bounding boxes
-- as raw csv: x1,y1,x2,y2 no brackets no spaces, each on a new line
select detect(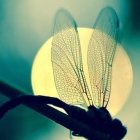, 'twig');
0,81,110,140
